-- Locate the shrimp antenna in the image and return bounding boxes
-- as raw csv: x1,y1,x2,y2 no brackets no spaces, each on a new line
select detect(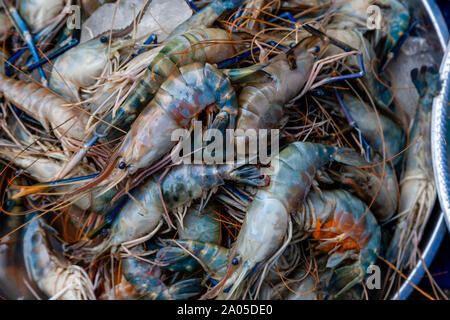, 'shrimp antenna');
11,173,101,199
